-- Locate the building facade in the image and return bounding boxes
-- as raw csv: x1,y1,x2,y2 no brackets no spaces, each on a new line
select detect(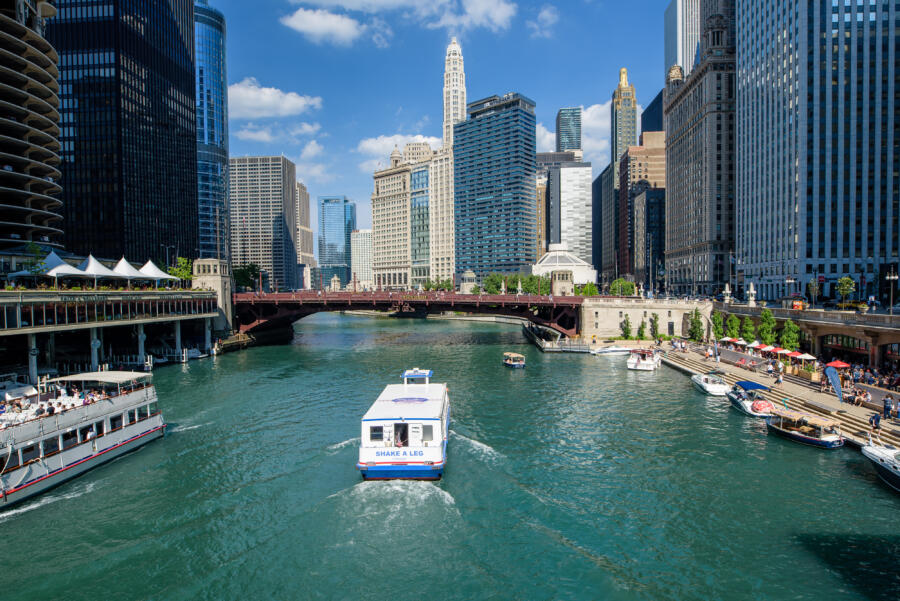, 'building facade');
591,173,603,275
665,0,735,296
194,0,229,261
548,163,593,267
618,131,666,277
555,107,582,152
535,175,548,259
633,188,666,294
454,93,537,280
372,147,412,290
350,229,373,289
599,164,617,283
229,156,298,291
47,0,198,262
664,0,701,78
318,196,356,289
295,181,315,286
410,162,430,287
0,0,62,250
641,89,663,134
